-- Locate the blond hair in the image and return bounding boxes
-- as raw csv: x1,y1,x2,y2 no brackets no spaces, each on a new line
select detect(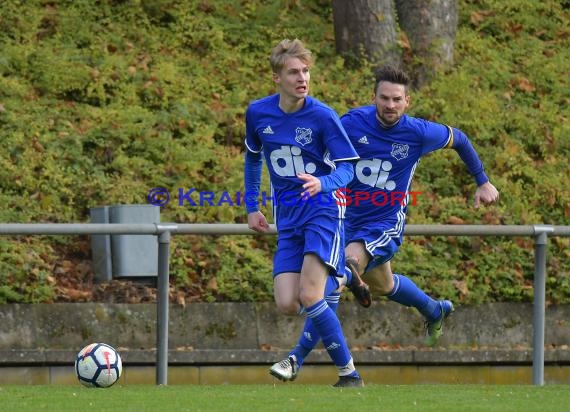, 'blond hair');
269,39,314,74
